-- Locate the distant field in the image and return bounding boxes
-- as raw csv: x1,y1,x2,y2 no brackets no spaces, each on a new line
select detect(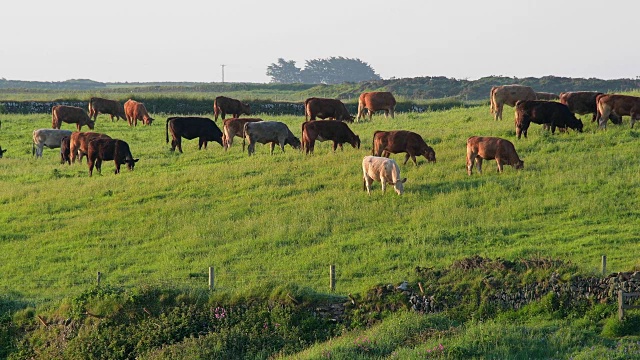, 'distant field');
0,106,639,306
